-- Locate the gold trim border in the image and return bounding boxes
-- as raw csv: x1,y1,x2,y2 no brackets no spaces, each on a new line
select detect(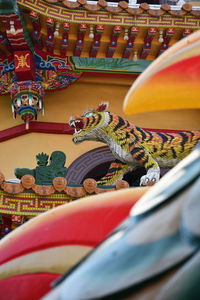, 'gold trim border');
0,190,72,216
18,0,200,29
